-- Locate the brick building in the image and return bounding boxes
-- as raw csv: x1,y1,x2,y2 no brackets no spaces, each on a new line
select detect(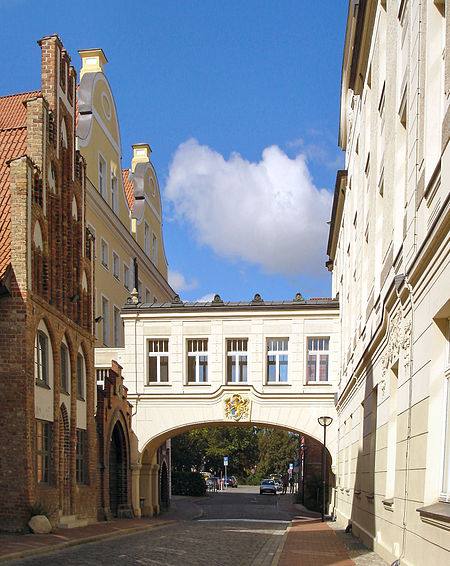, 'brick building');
0,35,97,530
